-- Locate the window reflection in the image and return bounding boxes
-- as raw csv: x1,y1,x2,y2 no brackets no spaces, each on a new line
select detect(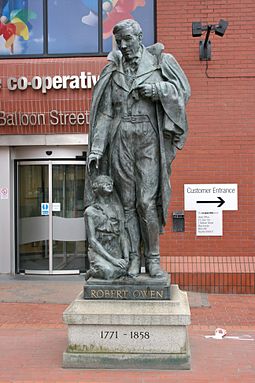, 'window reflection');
102,0,155,52
0,0,155,56
48,0,98,54
0,0,43,55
